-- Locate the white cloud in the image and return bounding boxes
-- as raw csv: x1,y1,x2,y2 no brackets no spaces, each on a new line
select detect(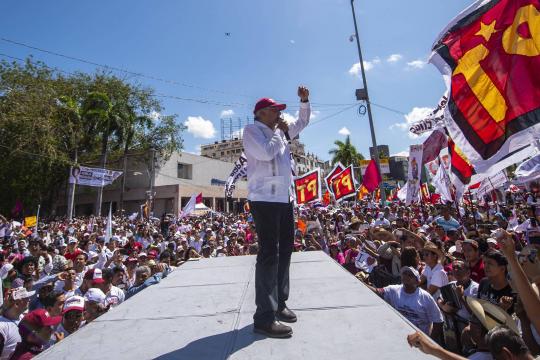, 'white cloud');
282,112,297,124
220,109,234,118
391,150,409,157
390,106,433,139
184,116,216,139
387,54,403,63
349,57,380,76
406,59,427,69
290,40,295,44
338,127,351,136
